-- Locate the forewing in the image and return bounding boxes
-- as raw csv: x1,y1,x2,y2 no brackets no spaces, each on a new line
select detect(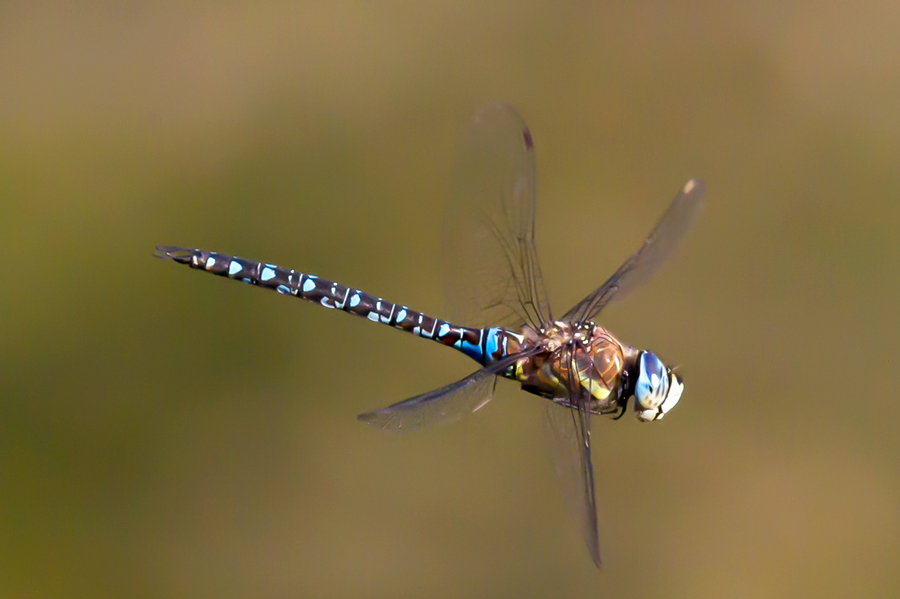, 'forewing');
562,179,705,324
443,104,552,330
357,349,537,433
542,349,601,567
